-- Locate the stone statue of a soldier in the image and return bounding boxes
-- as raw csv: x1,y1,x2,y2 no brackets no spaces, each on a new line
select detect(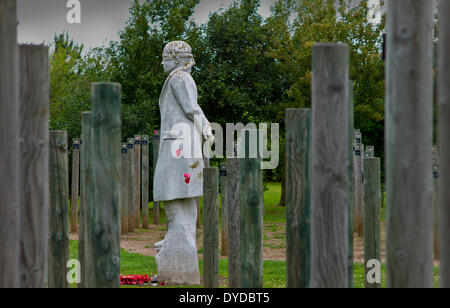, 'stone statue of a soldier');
153,41,213,285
